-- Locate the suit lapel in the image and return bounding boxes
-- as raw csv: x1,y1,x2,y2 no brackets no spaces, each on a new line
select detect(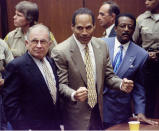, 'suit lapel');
92,38,103,94
116,41,136,77
70,37,87,85
24,53,54,98
108,38,115,64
